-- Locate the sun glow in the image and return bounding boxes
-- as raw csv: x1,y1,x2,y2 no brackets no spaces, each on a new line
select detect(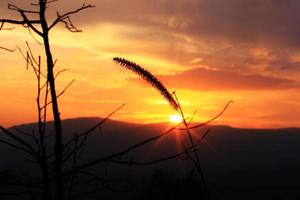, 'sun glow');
169,114,183,123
